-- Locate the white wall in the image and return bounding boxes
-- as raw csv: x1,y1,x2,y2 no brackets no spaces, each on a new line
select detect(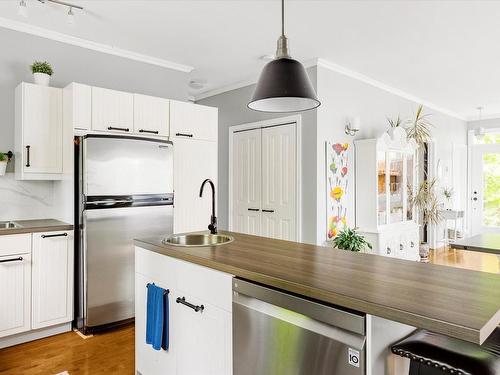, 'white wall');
0,28,189,221
196,67,318,244
315,64,468,245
